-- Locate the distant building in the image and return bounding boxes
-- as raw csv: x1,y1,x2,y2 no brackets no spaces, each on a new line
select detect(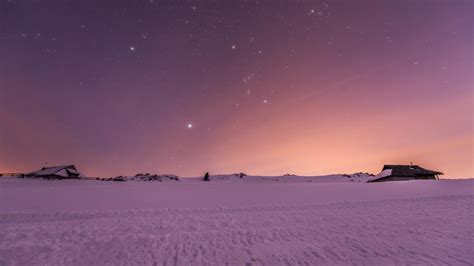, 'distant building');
368,165,443,183
24,165,82,179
